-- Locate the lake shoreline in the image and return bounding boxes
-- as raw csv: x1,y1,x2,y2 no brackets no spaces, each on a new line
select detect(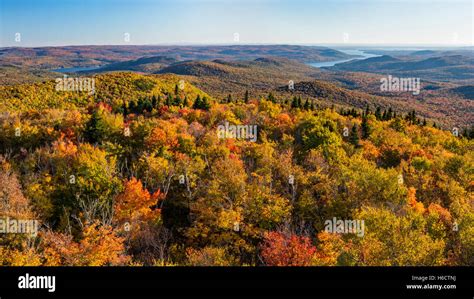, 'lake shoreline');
308,49,381,68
